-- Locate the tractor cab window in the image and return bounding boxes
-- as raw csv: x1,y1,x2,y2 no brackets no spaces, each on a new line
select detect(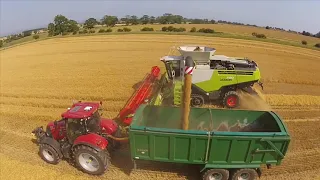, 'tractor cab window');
66,118,86,143
86,111,100,133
